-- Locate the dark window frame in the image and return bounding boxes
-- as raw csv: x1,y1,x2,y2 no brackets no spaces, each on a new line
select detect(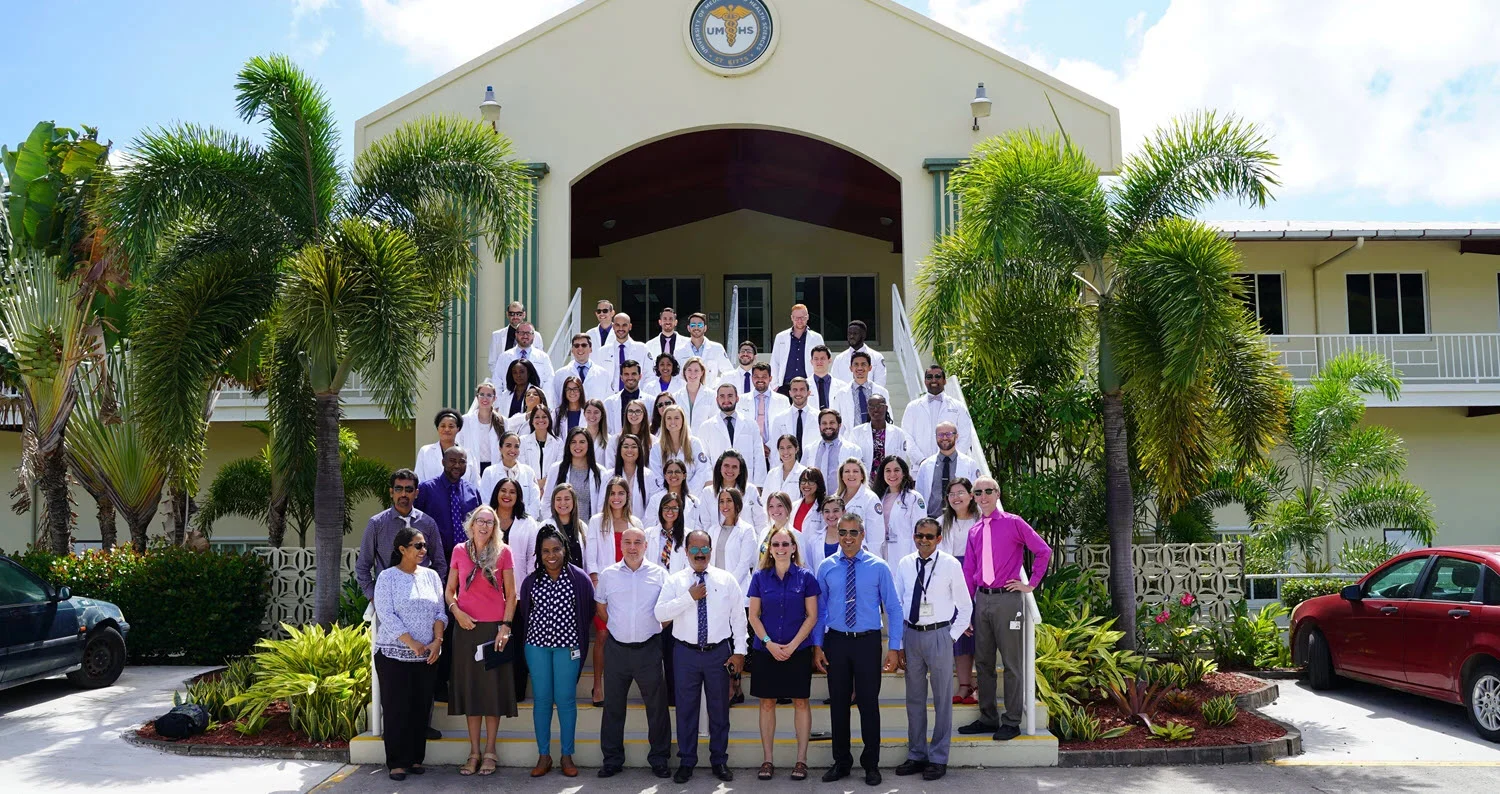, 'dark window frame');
793,274,881,345
1235,272,1287,335
1346,271,1428,335
619,276,705,343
